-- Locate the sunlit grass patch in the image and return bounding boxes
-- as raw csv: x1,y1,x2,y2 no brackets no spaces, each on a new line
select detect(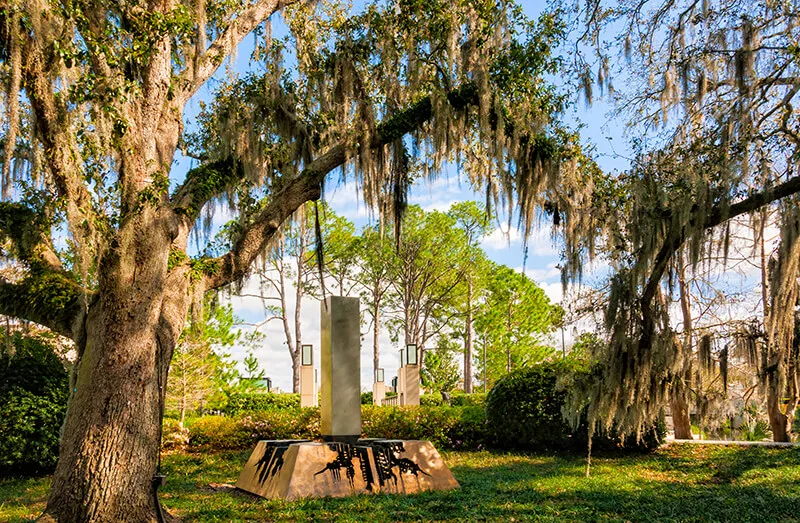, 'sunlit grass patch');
2,444,799,522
